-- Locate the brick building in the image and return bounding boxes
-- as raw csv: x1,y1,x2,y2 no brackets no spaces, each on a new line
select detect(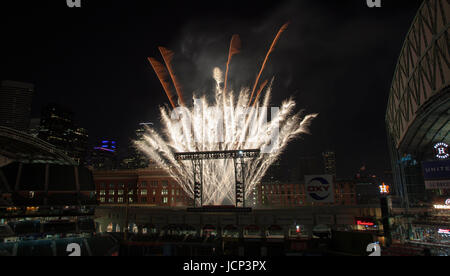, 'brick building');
94,165,358,208
93,165,192,207
253,179,357,208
